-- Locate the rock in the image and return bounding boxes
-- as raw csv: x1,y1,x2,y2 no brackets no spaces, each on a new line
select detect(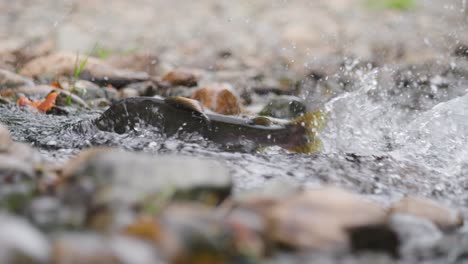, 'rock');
161,69,200,87
87,98,112,108
120,87,139,98
27,197,62,231
1,85,89,108
52,233,161,264
121,81,159,96
0,213,50,263
135,203,260,264
0,124,12,152
106,52,159,76
268,187,388,251
389,196,463,230
388,214,442,257
19,52,149,88
58,78,107,100
0,69,34,89
0,155,36,213
0,96,10,104
259,95,307,119
454,44,468,58
191,83,242,115
59,148,232,229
